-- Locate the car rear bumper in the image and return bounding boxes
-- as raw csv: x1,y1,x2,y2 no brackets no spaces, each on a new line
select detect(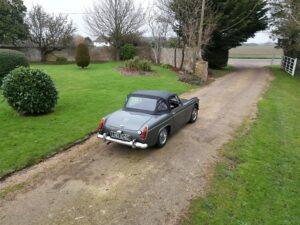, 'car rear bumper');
97,133,148,149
